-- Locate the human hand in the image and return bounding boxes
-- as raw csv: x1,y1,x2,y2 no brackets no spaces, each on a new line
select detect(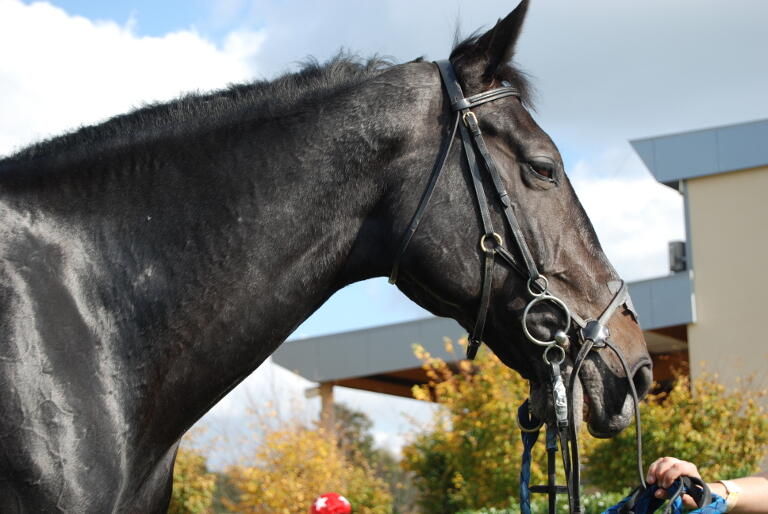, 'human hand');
646,457,701,507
